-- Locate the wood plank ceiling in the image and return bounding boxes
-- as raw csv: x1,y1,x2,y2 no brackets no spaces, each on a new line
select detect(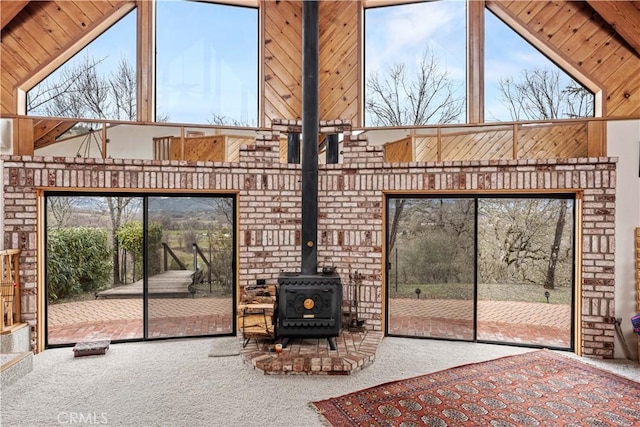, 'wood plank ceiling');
488,0,640,117
1,0,639,127
0,0,134,116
